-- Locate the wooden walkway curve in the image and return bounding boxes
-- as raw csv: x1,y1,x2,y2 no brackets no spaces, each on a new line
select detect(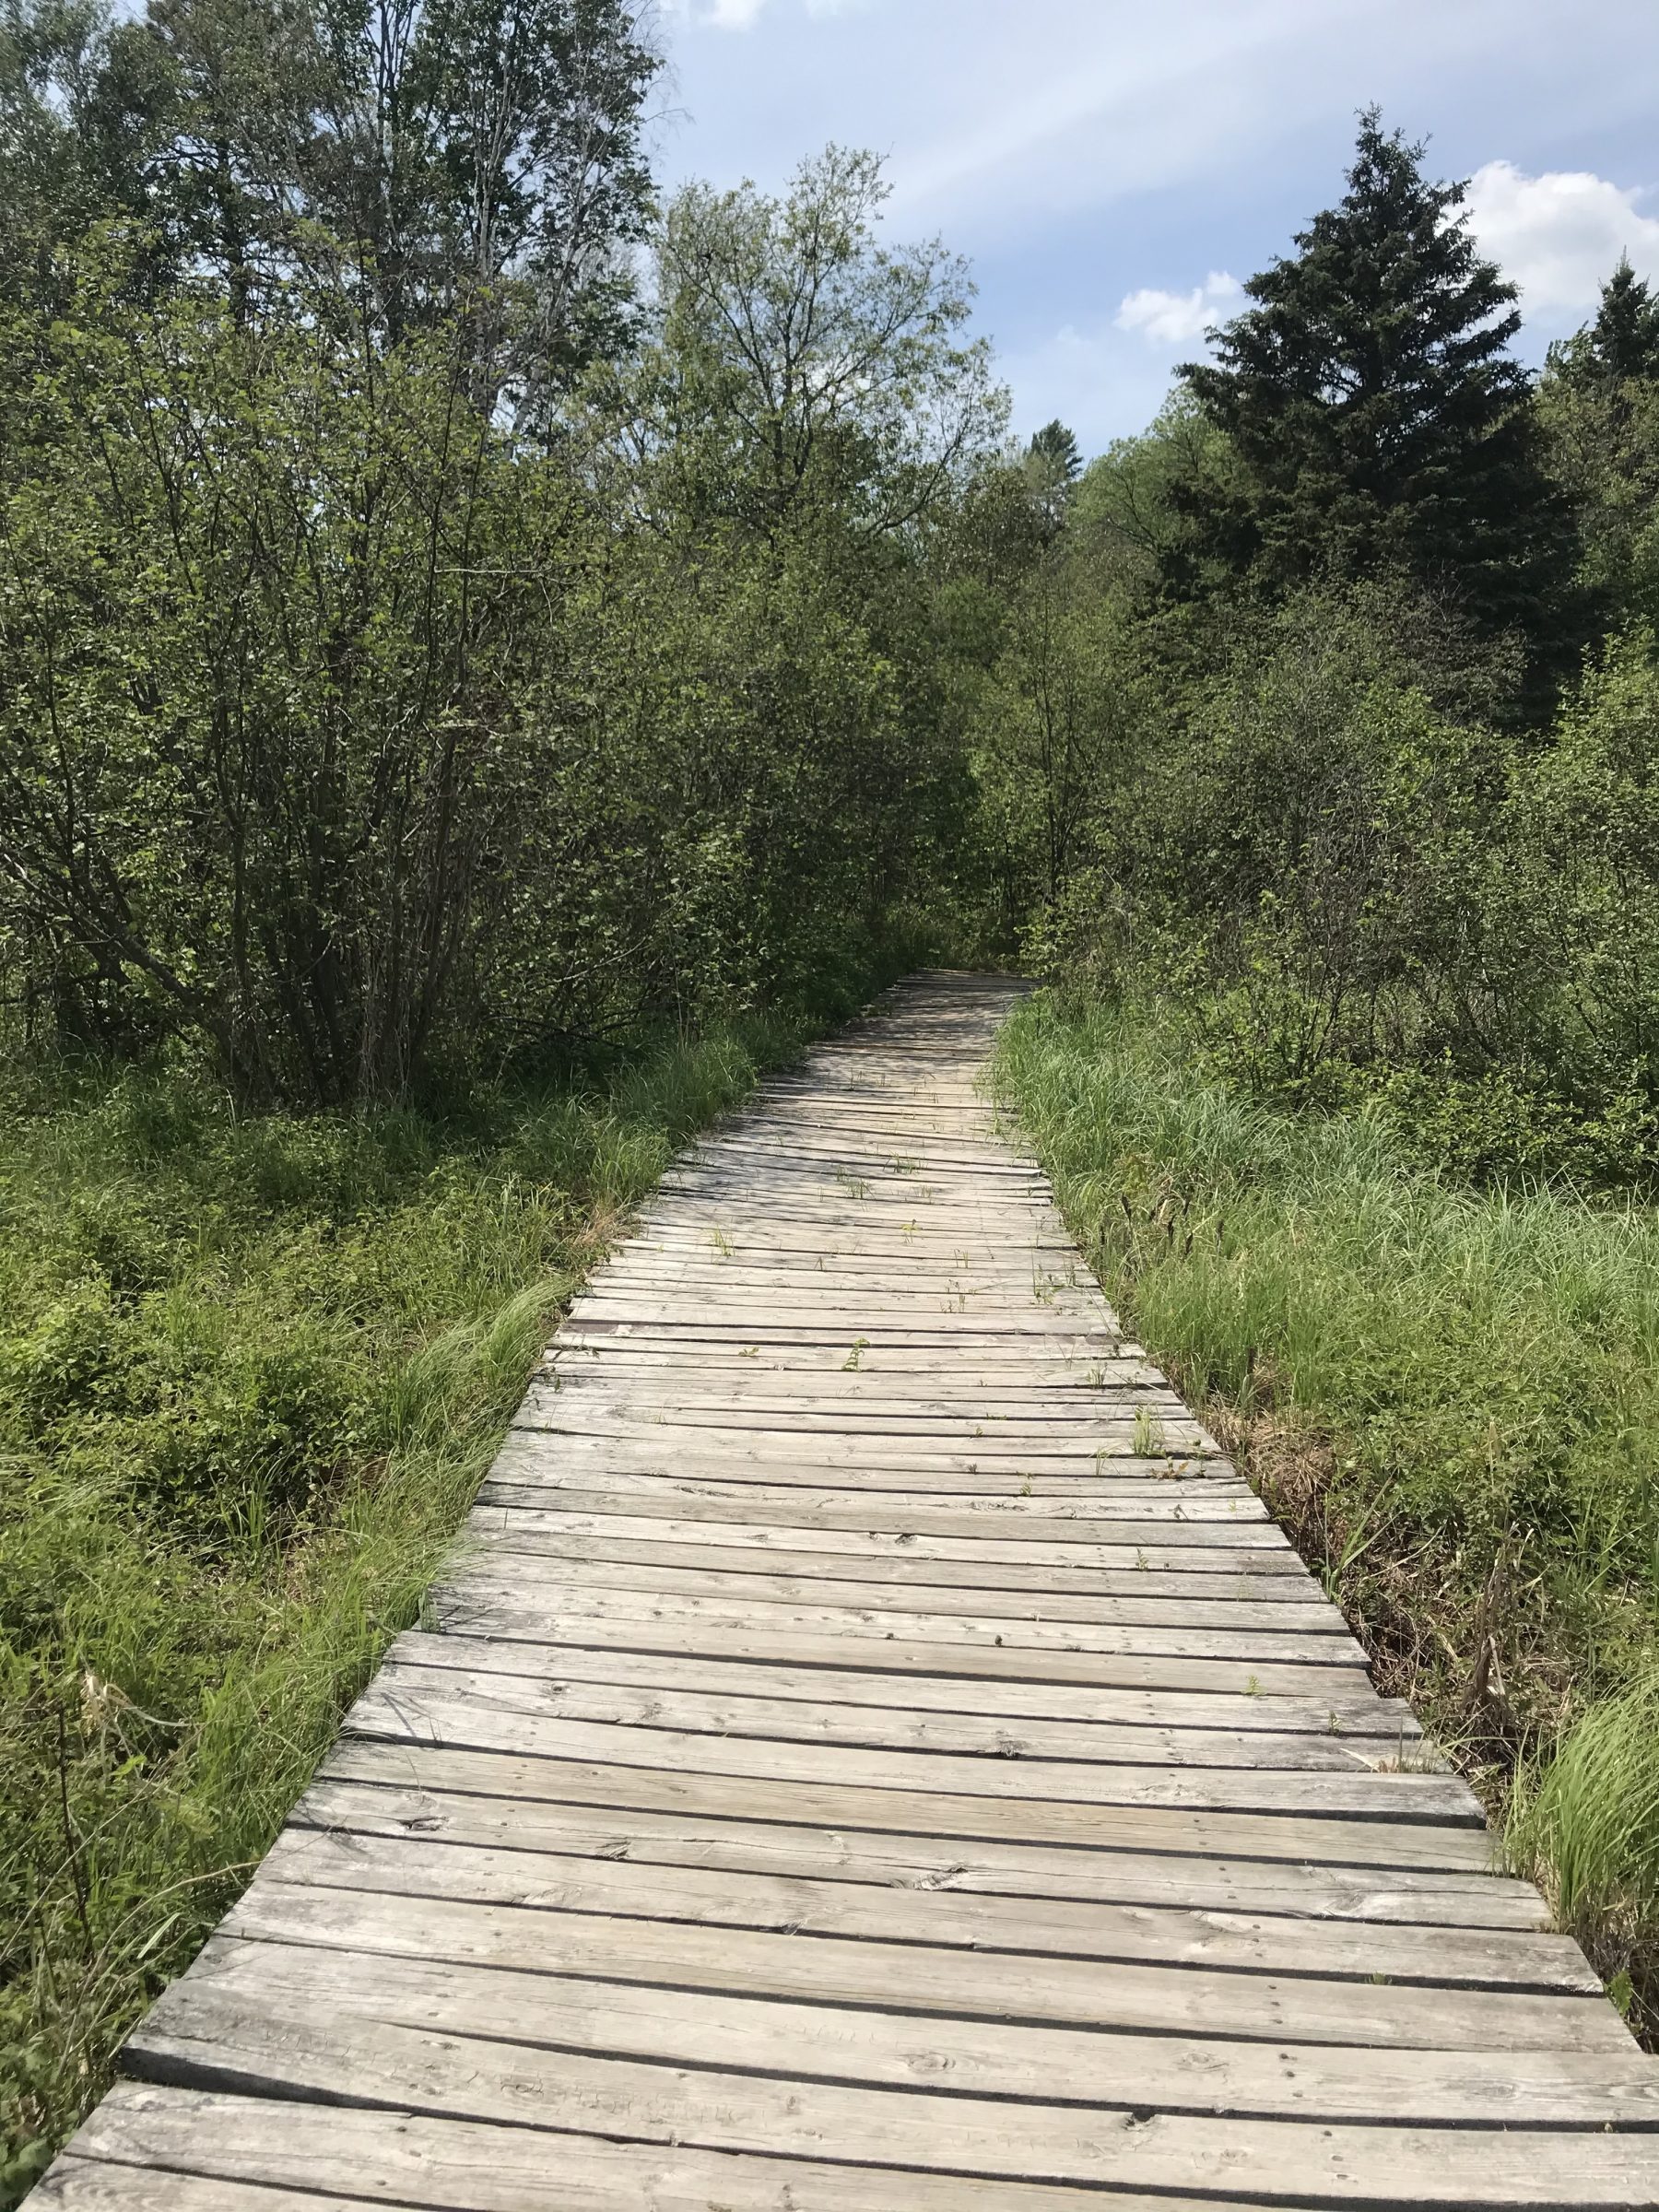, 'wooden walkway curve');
41,973,1659,2208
